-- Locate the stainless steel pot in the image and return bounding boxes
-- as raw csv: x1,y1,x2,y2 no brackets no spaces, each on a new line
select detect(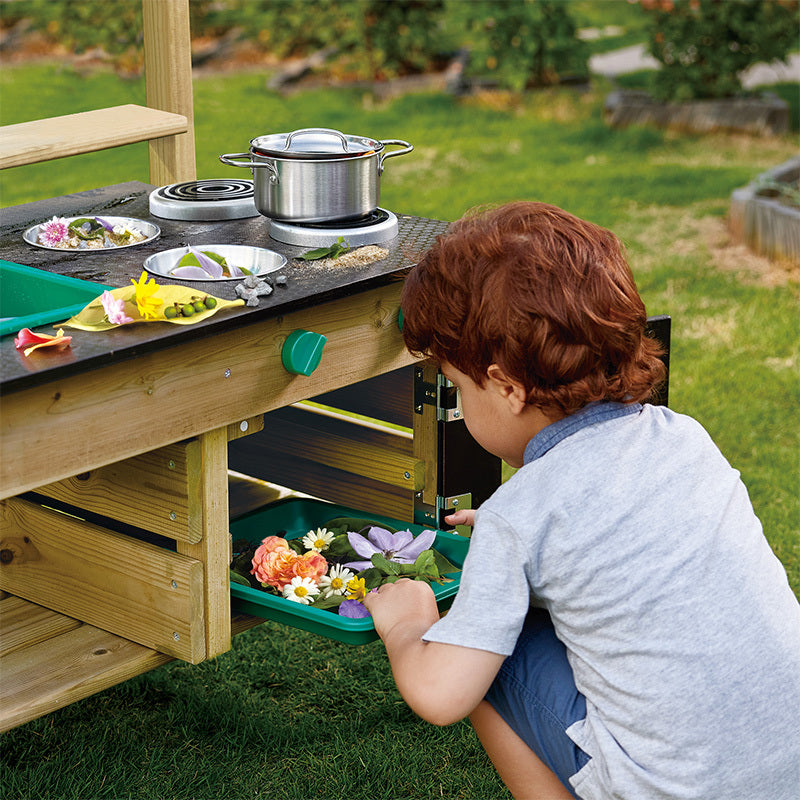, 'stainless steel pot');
219,128,413,223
